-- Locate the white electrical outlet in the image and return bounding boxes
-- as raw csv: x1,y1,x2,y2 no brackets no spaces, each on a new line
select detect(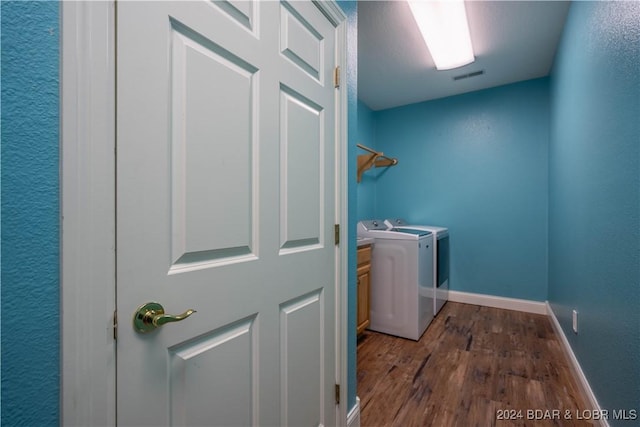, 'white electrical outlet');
572,309,578,334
